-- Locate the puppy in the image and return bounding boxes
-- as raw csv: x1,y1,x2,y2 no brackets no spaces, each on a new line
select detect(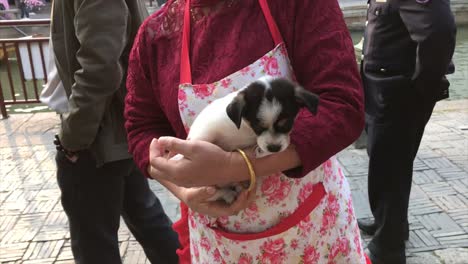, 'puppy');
175,76,319,203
